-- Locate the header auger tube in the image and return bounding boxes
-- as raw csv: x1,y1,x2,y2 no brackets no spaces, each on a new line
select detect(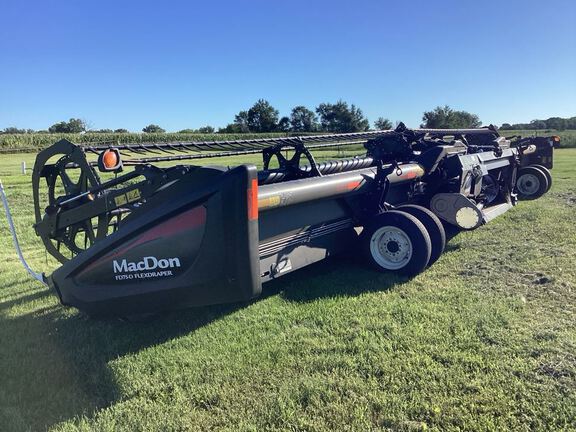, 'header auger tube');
27,123,555,316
